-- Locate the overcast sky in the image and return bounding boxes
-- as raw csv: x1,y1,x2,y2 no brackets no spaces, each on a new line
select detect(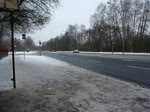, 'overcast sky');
30,0,106,44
